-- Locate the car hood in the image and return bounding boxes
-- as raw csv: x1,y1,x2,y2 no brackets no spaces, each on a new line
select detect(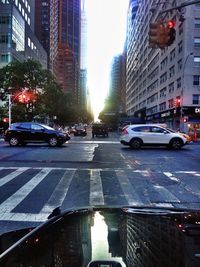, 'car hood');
1,207,200,267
